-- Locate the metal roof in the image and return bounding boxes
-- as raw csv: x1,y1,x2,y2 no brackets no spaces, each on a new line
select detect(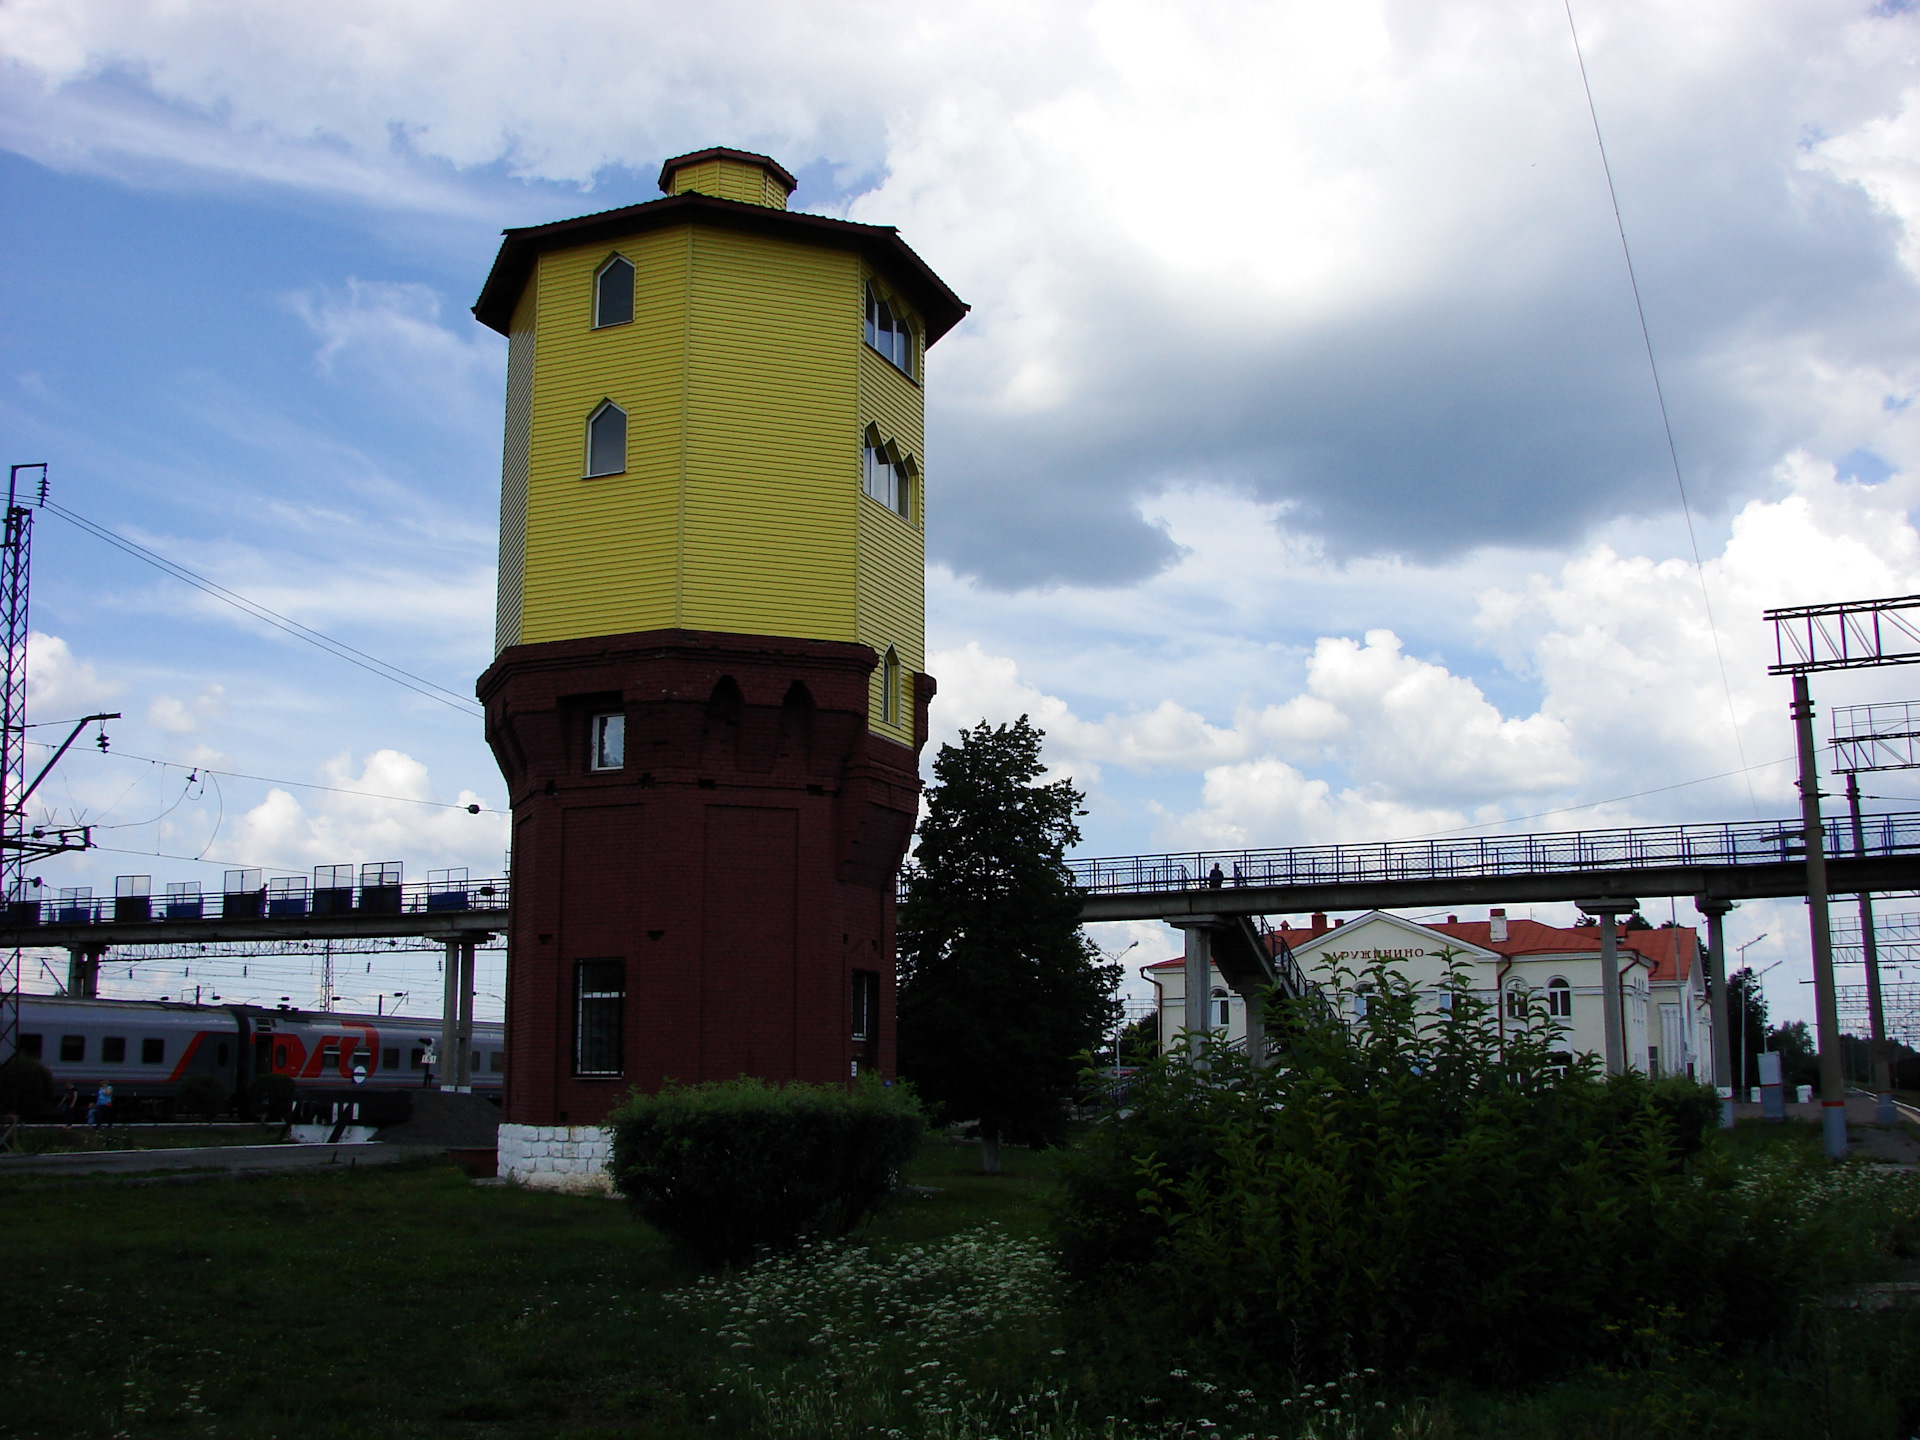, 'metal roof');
472,191,969,341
